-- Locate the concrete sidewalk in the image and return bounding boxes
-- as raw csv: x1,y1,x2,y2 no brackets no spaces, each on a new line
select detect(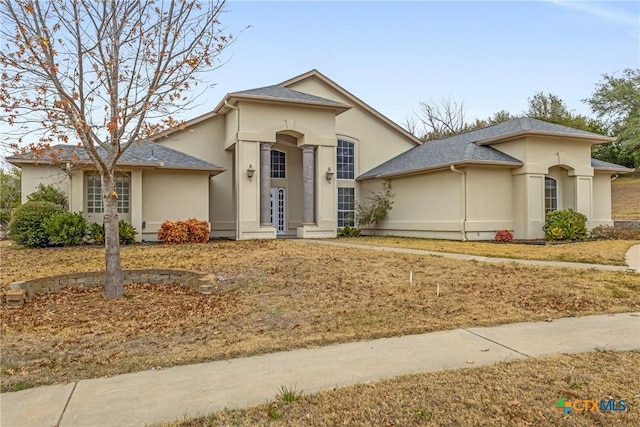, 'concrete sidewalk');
2,312,639,427
296,240,640,273
626,243,640,272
